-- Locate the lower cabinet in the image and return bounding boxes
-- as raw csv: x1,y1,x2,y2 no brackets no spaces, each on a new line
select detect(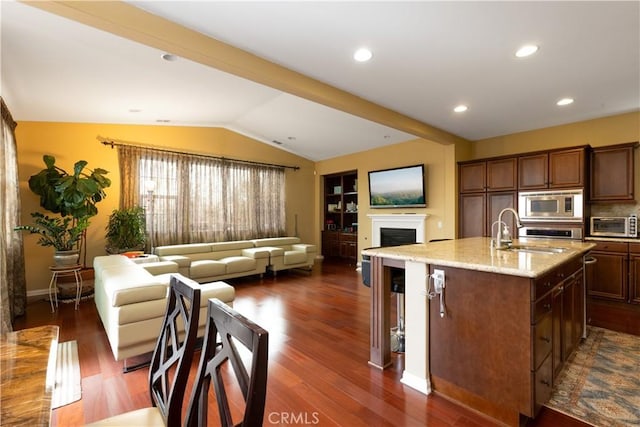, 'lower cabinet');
532,256,583,409
322,231,357,261
586,240,640,335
